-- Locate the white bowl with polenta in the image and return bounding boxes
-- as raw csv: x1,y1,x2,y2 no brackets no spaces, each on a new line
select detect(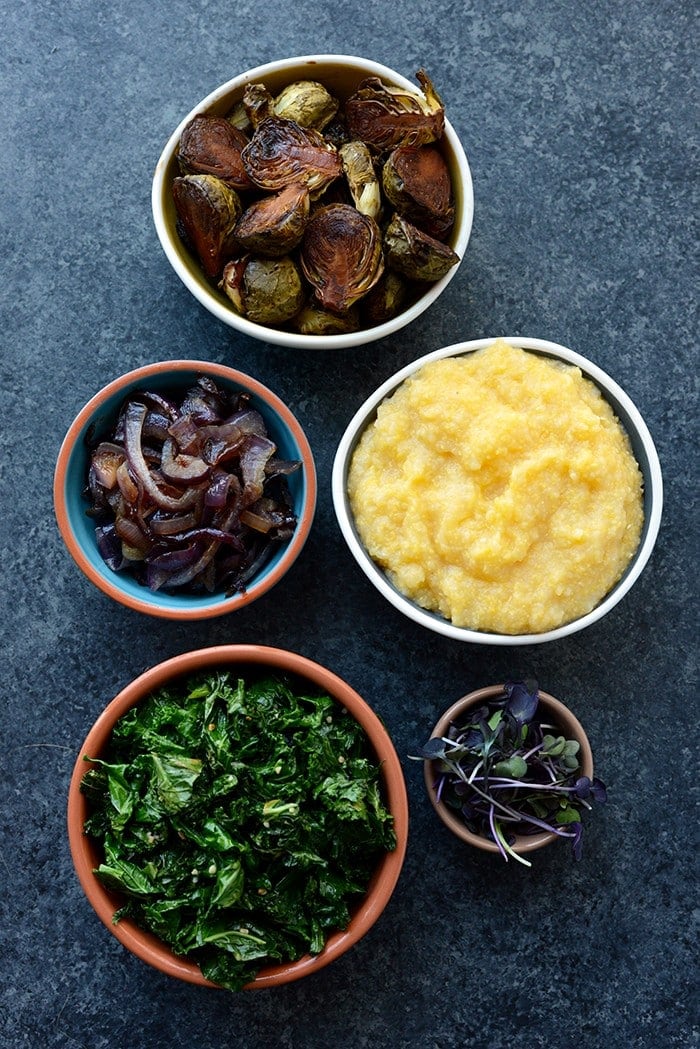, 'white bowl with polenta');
332,337,662,644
